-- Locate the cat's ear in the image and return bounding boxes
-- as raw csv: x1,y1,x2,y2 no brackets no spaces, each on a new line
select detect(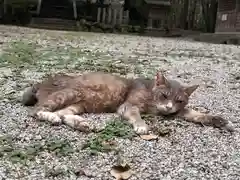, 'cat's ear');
154,71,169,87
184,85,199,96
